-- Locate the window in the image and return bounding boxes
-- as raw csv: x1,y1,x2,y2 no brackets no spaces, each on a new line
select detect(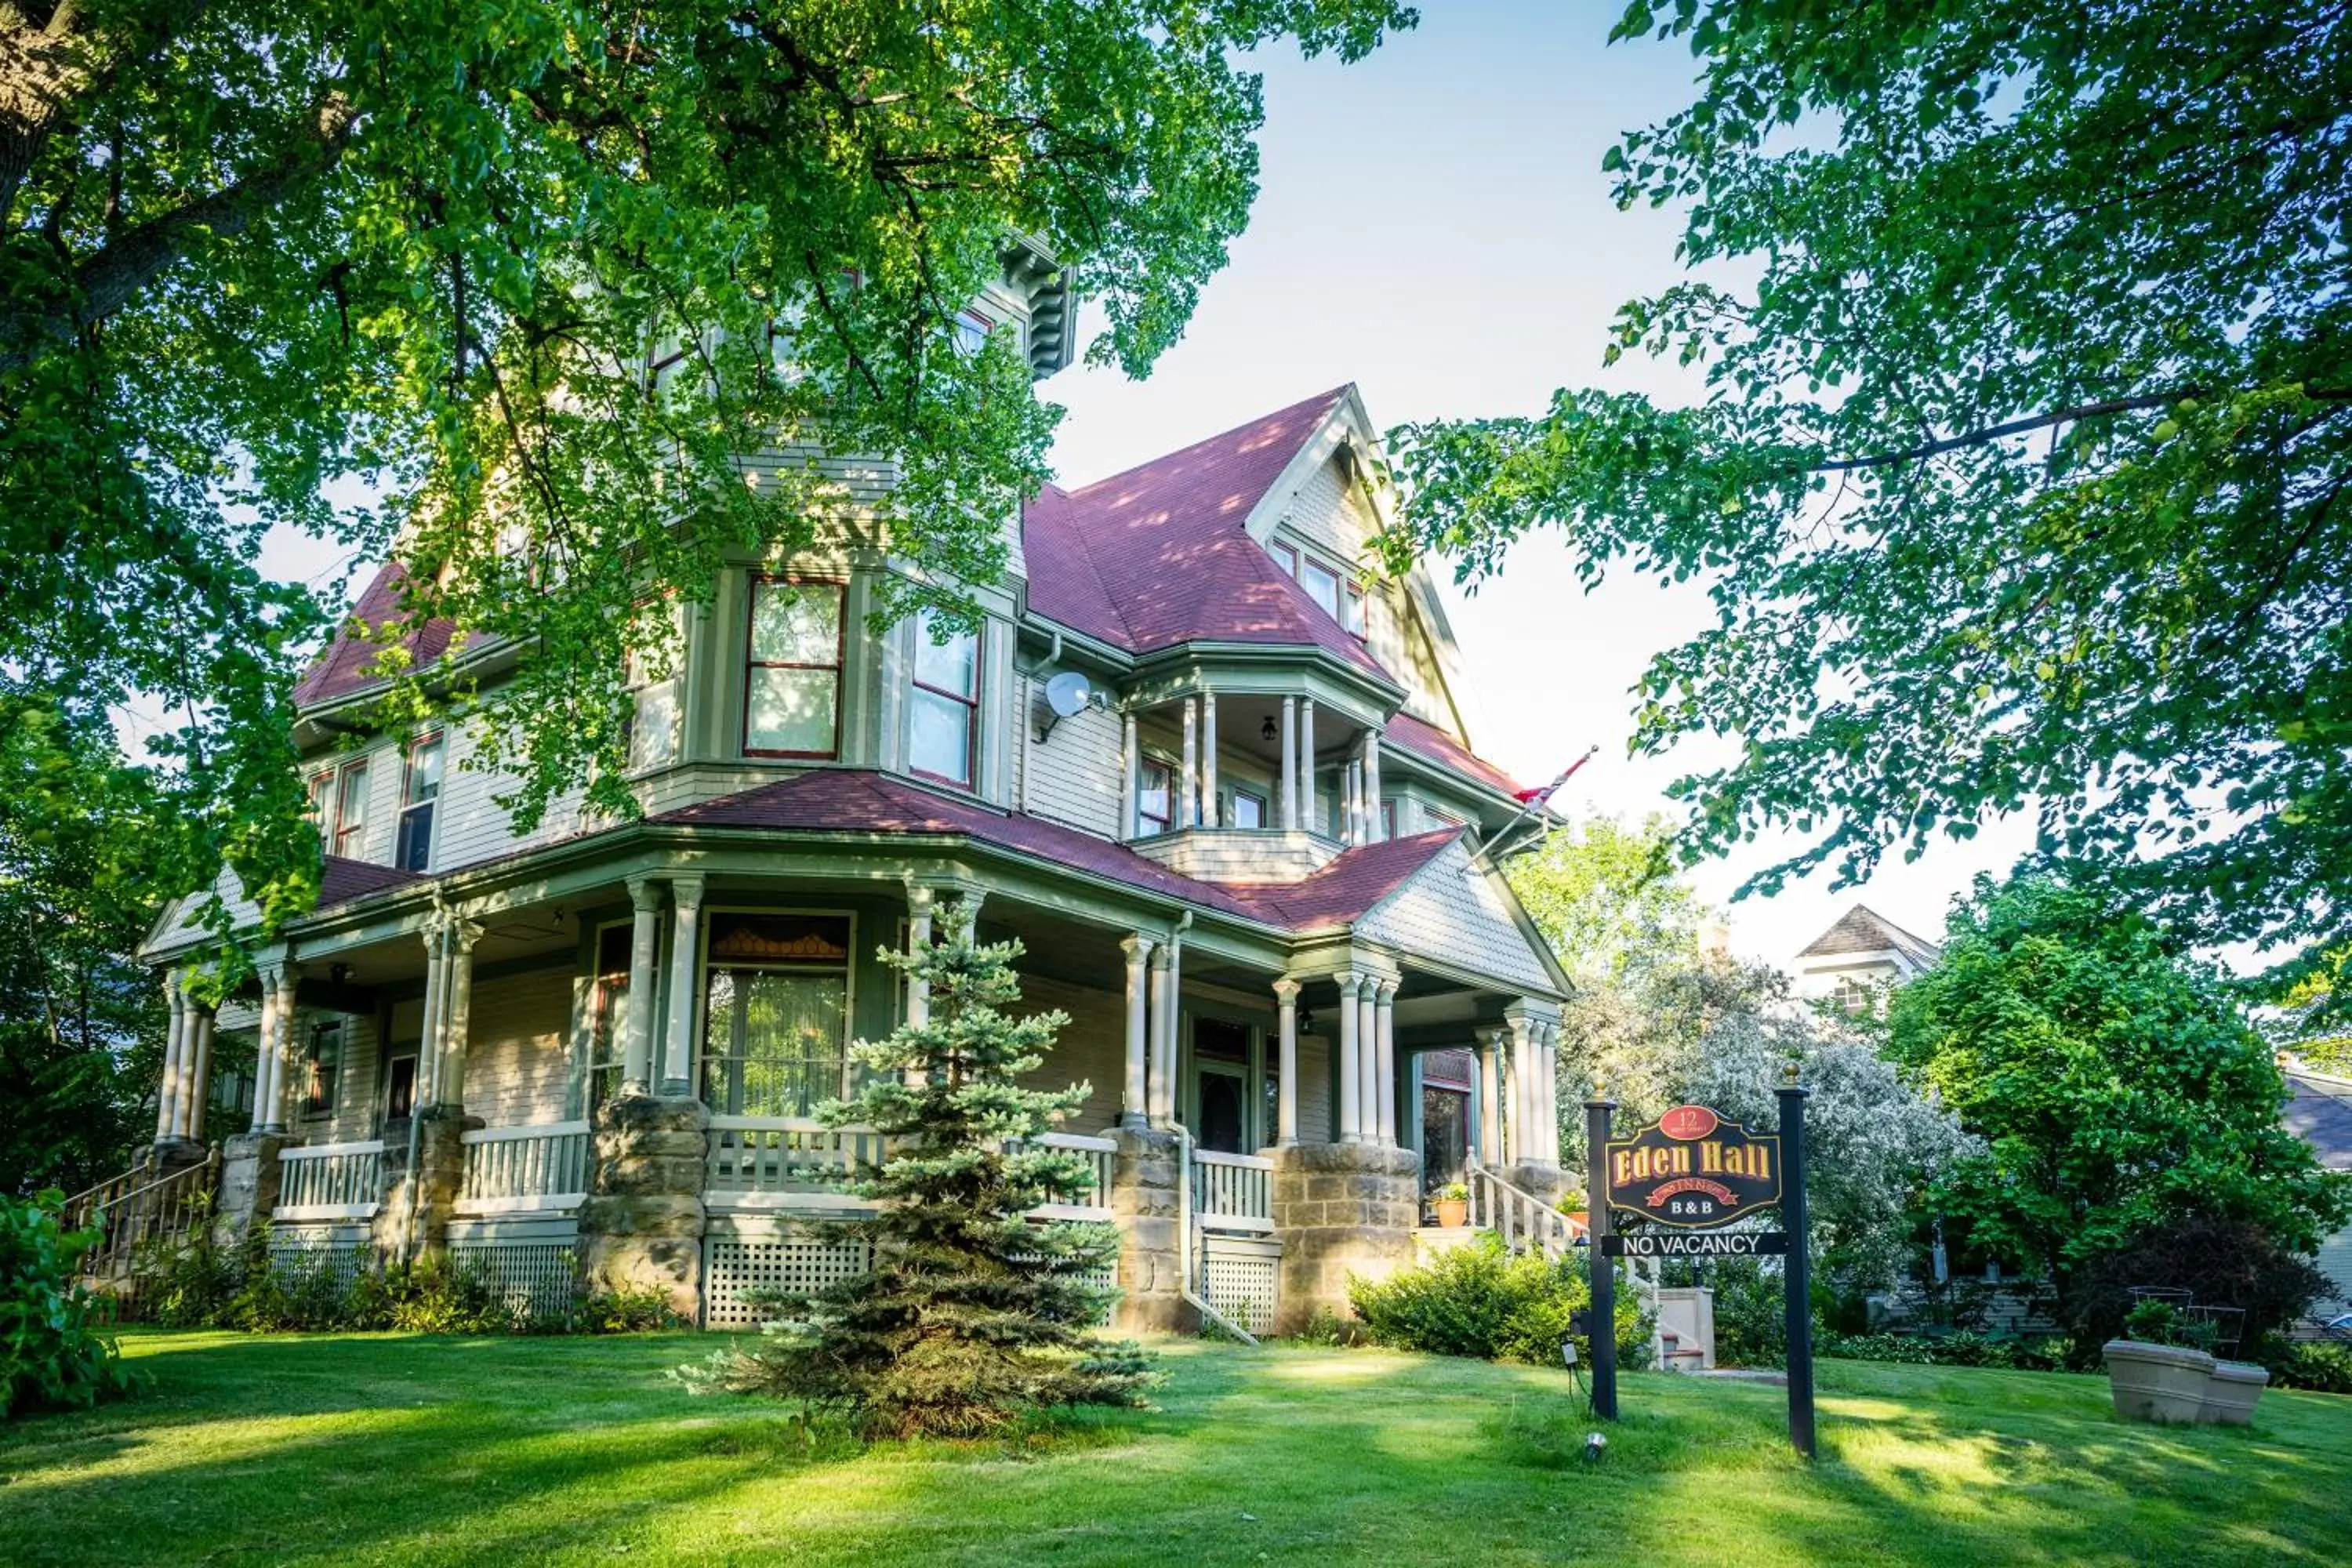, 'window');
587,923,634,1113
1137,758,1173,837
951,309,993,356
301,1019,342,1117
700,913,854,1116
1380,799,1396,839
306,771,332,840
626,635,681,774
1343,583,1367,639
1270,542,1298,576
908,608,980,787
383,1052,418,1122
1232,789,1267,830
394,735,444,873
744,577,844,757
1298,557,1341,620
1832,976,1873,1016
332,760,370,859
